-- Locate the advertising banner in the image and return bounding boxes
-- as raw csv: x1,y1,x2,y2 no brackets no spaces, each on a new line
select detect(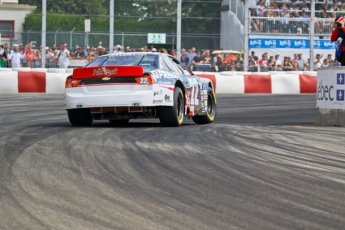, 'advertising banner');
317,68,345,109
249,38,336,50
68,59,89,67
